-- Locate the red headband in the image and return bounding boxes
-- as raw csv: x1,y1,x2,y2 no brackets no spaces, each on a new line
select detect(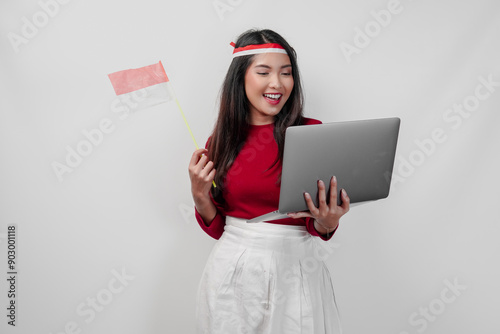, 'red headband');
230,42,287,58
